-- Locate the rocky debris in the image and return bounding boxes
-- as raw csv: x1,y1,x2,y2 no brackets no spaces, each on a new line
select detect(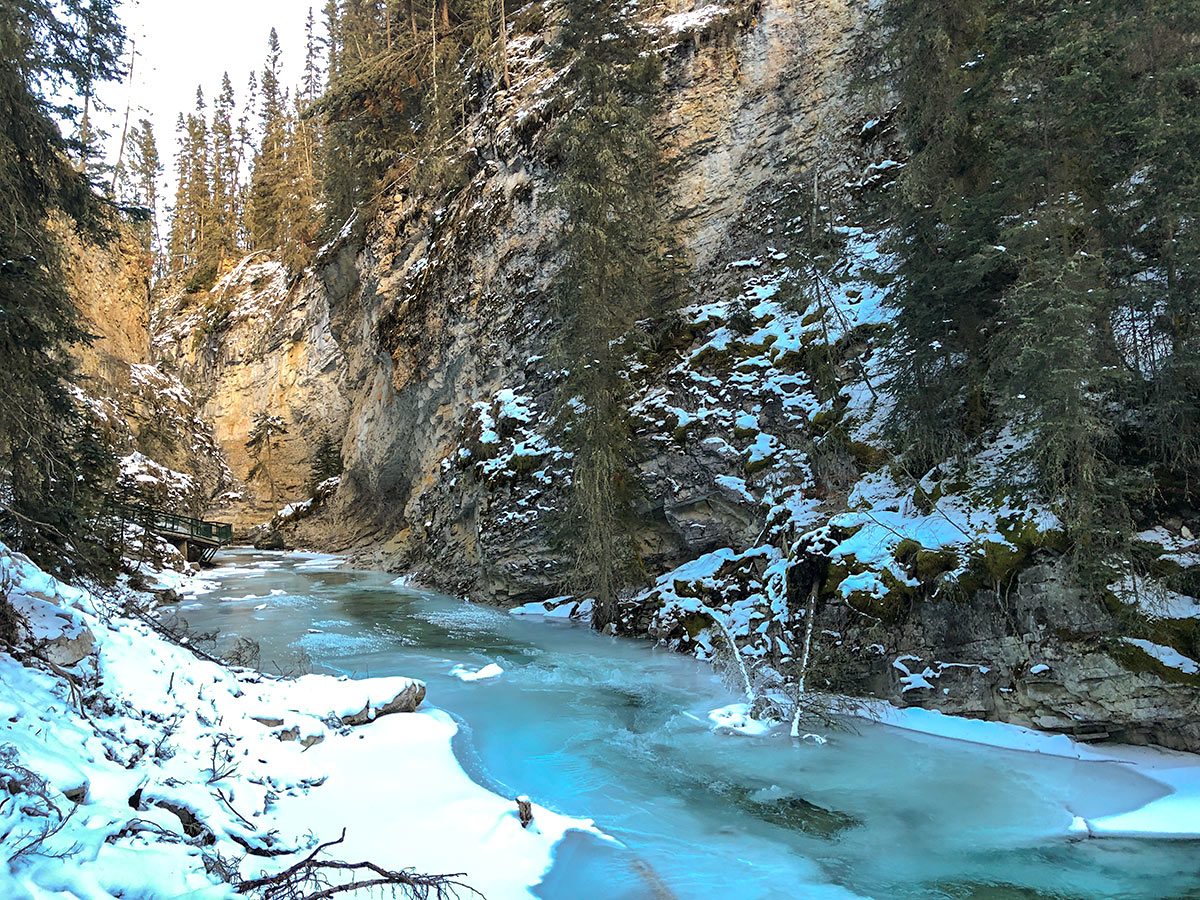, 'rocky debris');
9,591,97,668
253,530,288,551
276,725,325,749
40,624,97,669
